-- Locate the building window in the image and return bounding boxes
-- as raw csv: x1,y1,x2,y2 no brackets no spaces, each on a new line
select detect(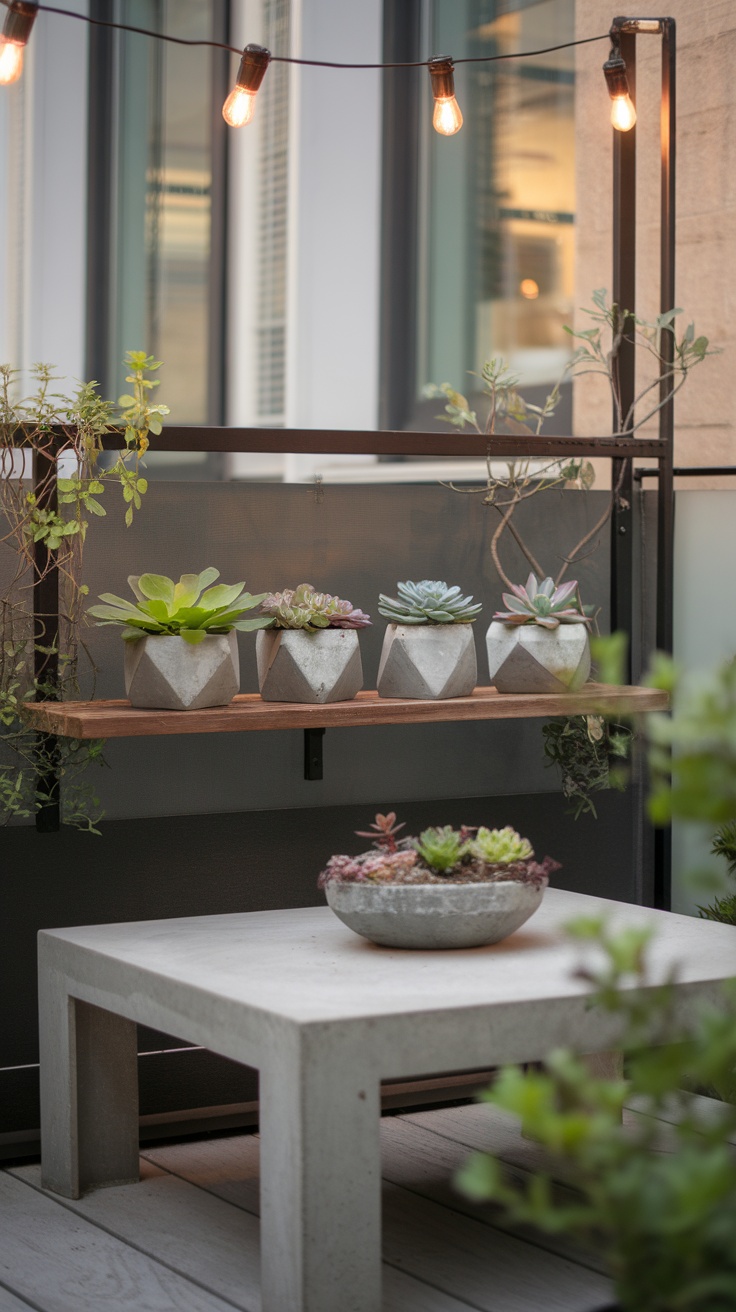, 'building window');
382,0,575,432
86,0,229,428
